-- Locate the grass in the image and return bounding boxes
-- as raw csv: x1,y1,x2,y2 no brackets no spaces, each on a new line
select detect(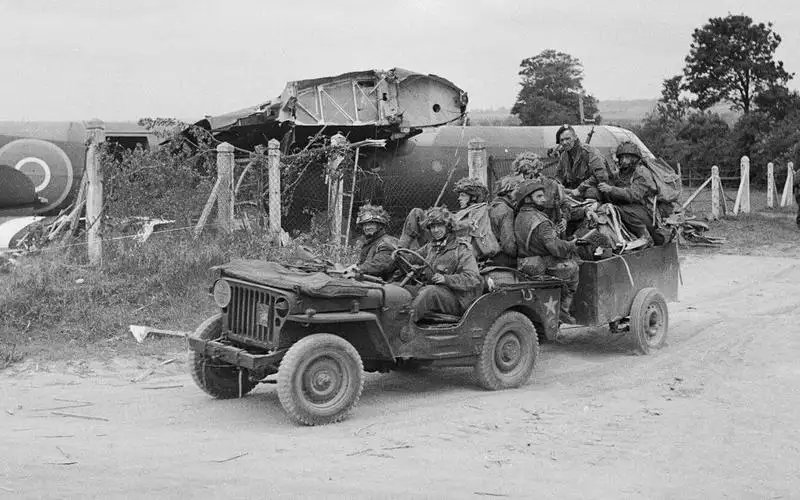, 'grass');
1,189,797,368
681,187,799,258
0,227,359,367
